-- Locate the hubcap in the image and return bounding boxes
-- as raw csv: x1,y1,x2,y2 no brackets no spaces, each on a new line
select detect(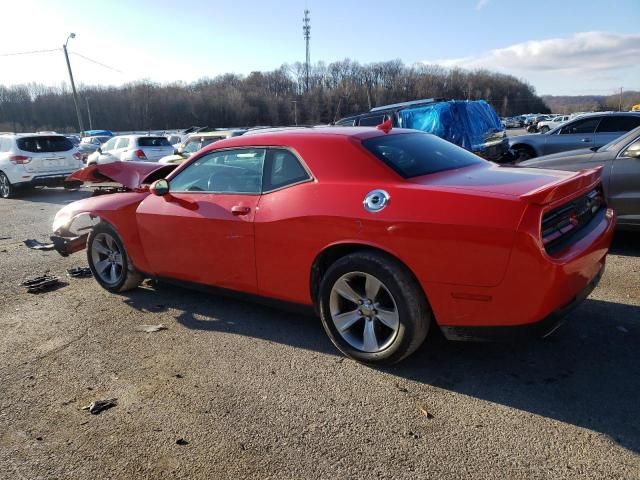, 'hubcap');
91,233,124,285
329,271,399,353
